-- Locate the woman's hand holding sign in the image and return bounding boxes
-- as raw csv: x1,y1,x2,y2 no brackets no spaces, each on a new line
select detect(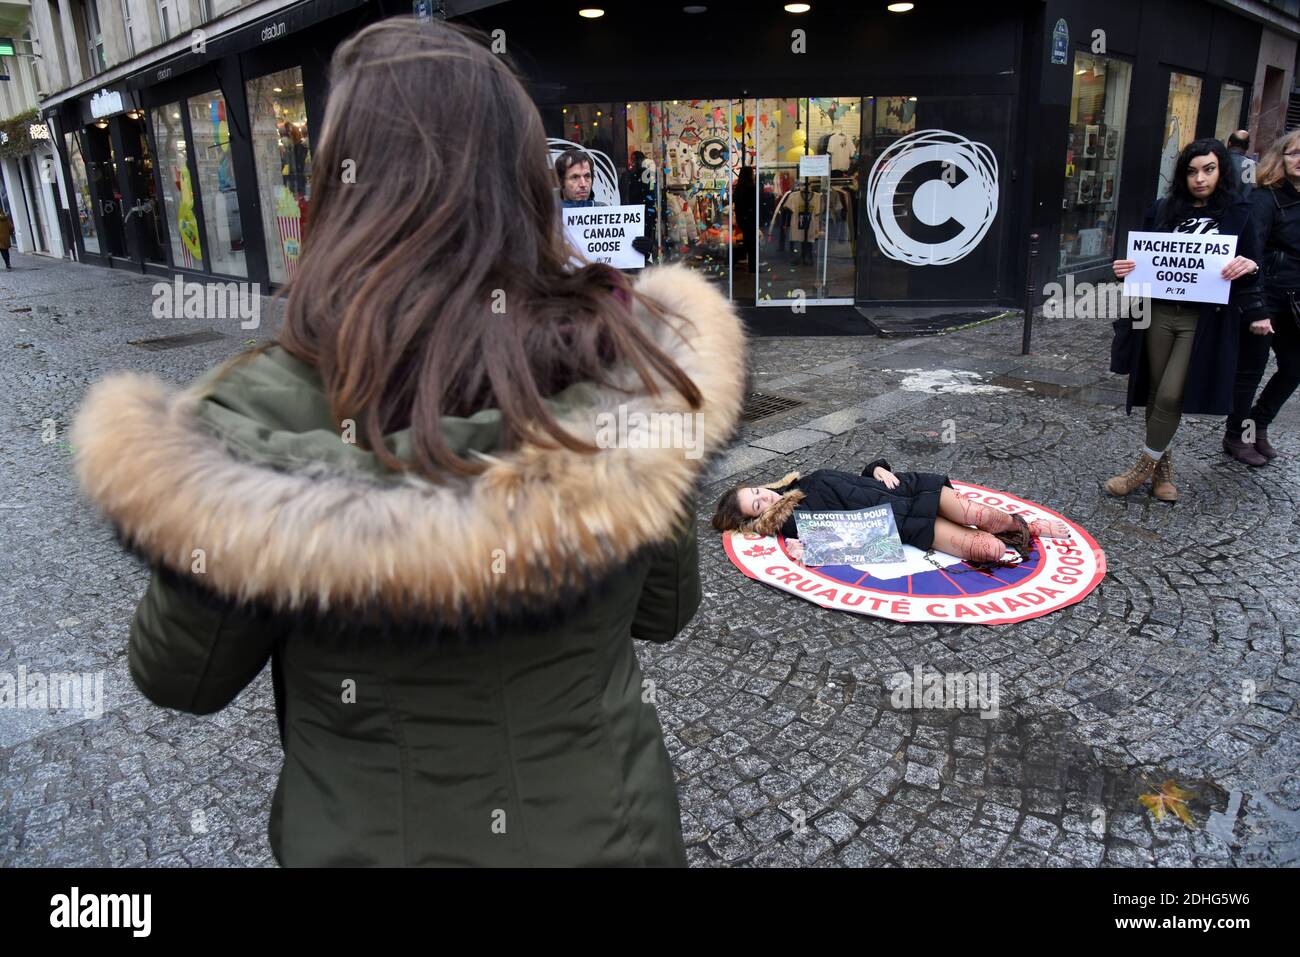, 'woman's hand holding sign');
1220,256,1259,282
1112,259,1137,279
1251,318,1275,336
